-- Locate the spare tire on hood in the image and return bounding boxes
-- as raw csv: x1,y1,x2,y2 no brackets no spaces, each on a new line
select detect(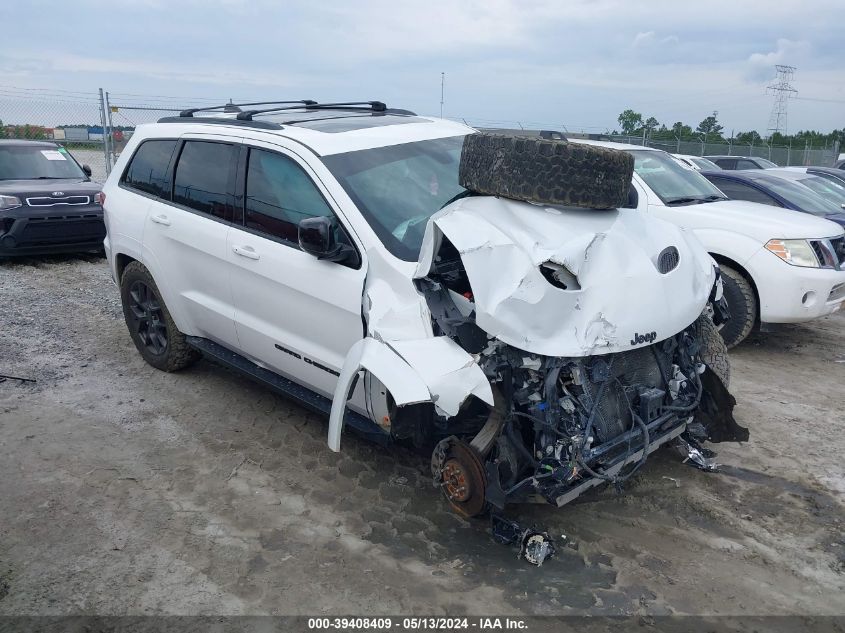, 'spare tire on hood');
458,133,634,210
